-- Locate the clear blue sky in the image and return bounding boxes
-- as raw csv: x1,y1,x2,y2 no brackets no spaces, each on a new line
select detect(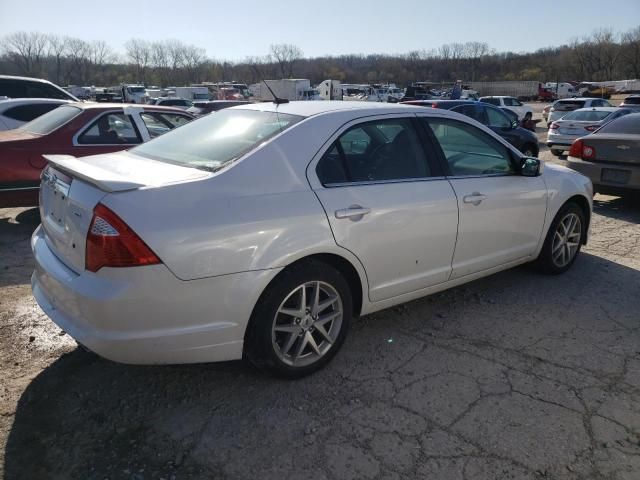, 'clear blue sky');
1,0,638,60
